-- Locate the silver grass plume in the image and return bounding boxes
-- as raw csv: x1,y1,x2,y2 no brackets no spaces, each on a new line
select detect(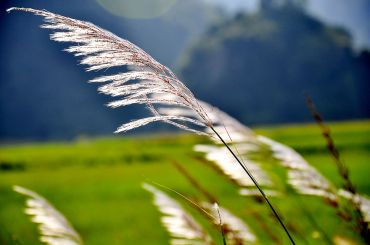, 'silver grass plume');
258,136,370,229
6,7,212,137
8,8,295,243
194,144,274,194
257,136,337,200
203,203,257,244
13,186,82,245
159,100,259,144
143,183,213,245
